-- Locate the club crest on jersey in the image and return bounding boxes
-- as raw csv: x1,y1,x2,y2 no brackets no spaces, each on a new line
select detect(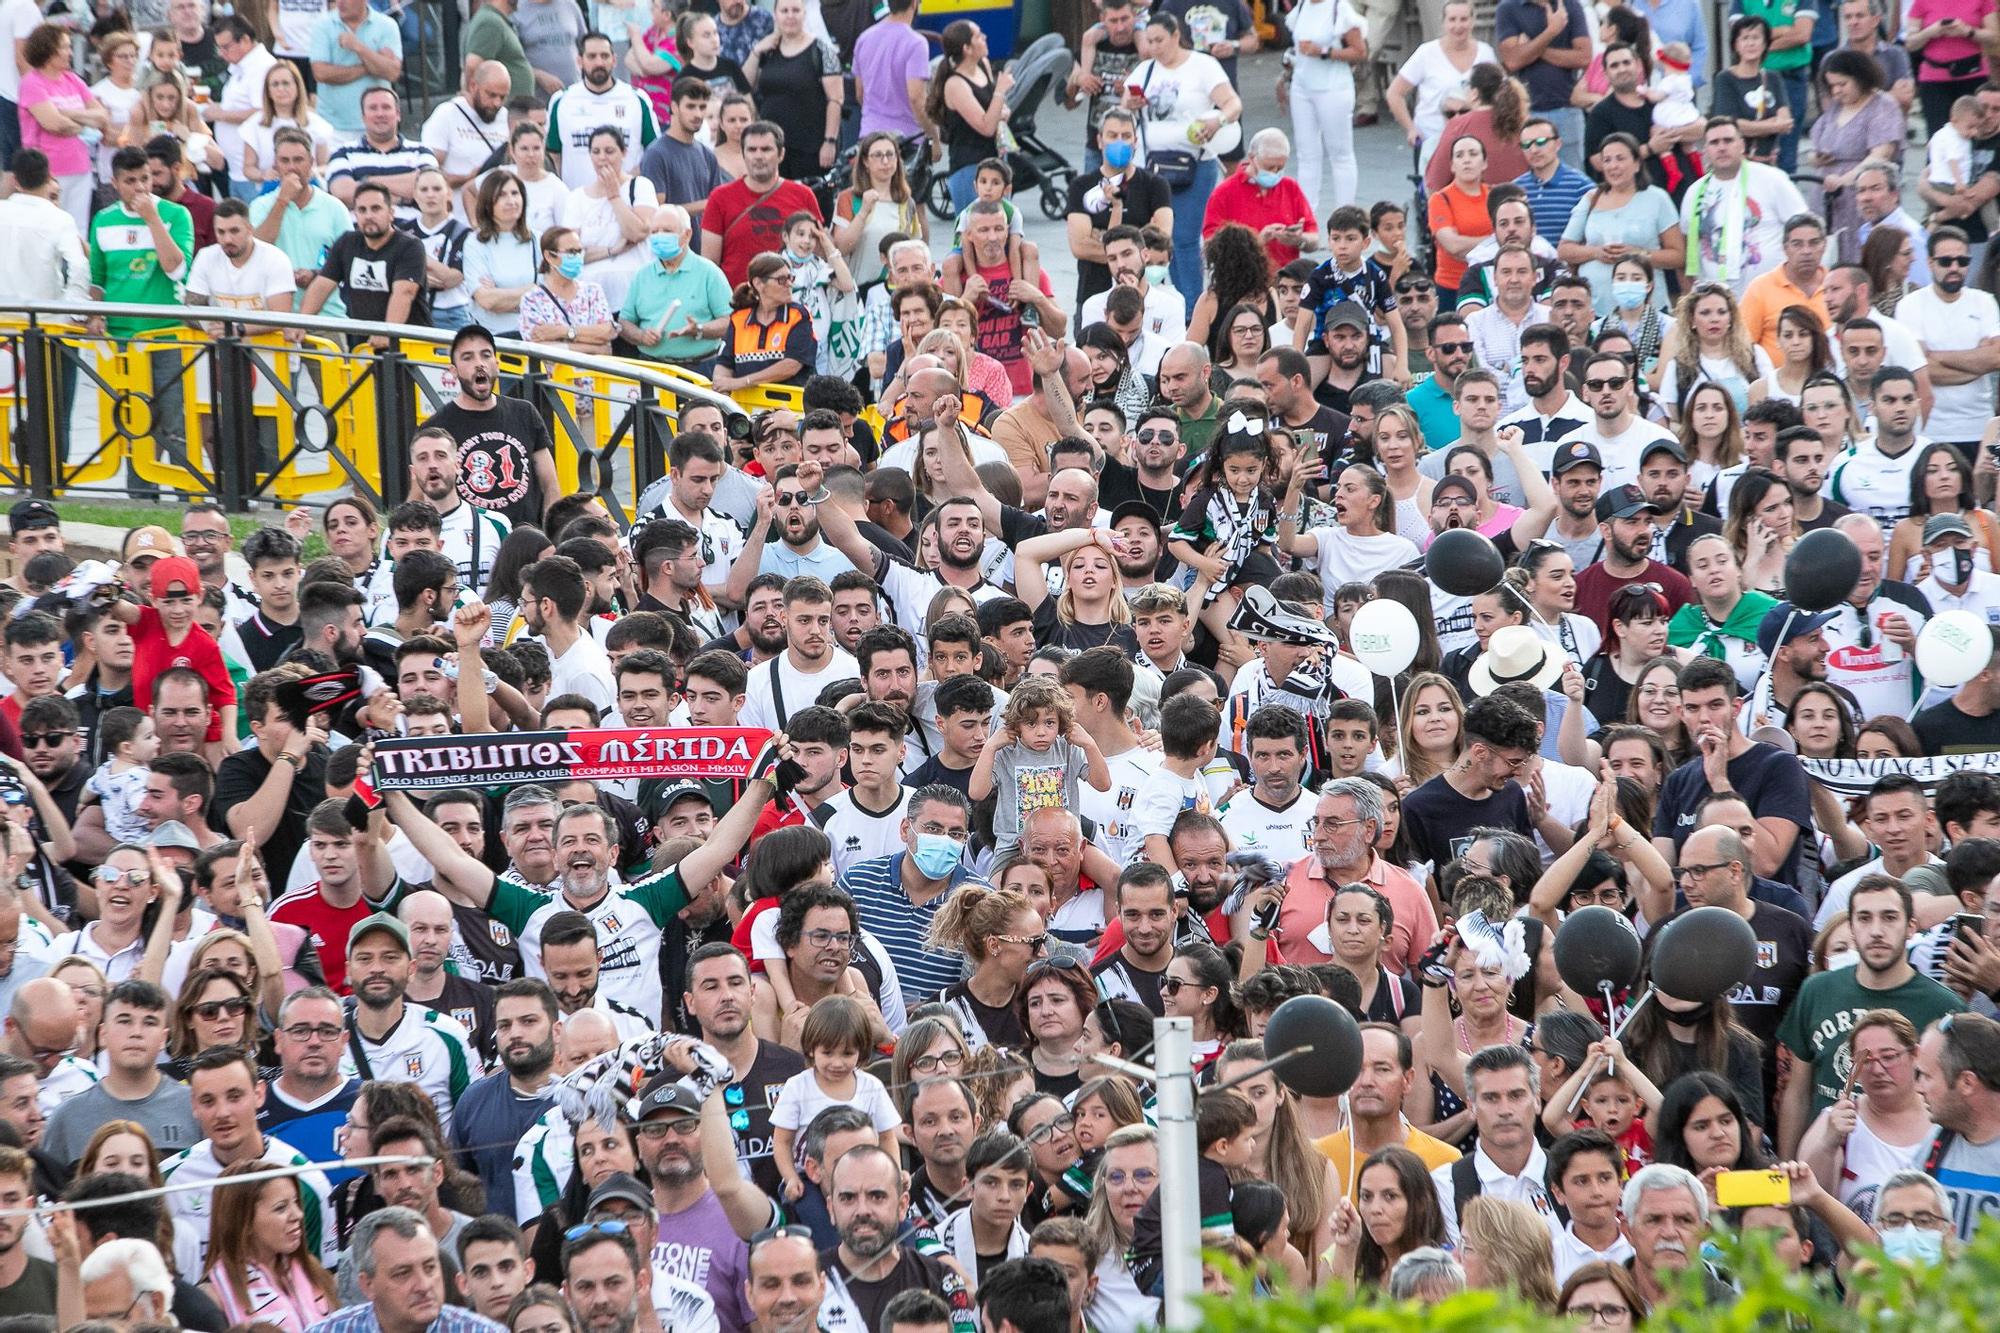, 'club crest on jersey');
764,1084,785,1109
1757,941,1777,969
600,913,623,934
490,921,513,946
1117,788,1136,811
405,1054,425,1078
